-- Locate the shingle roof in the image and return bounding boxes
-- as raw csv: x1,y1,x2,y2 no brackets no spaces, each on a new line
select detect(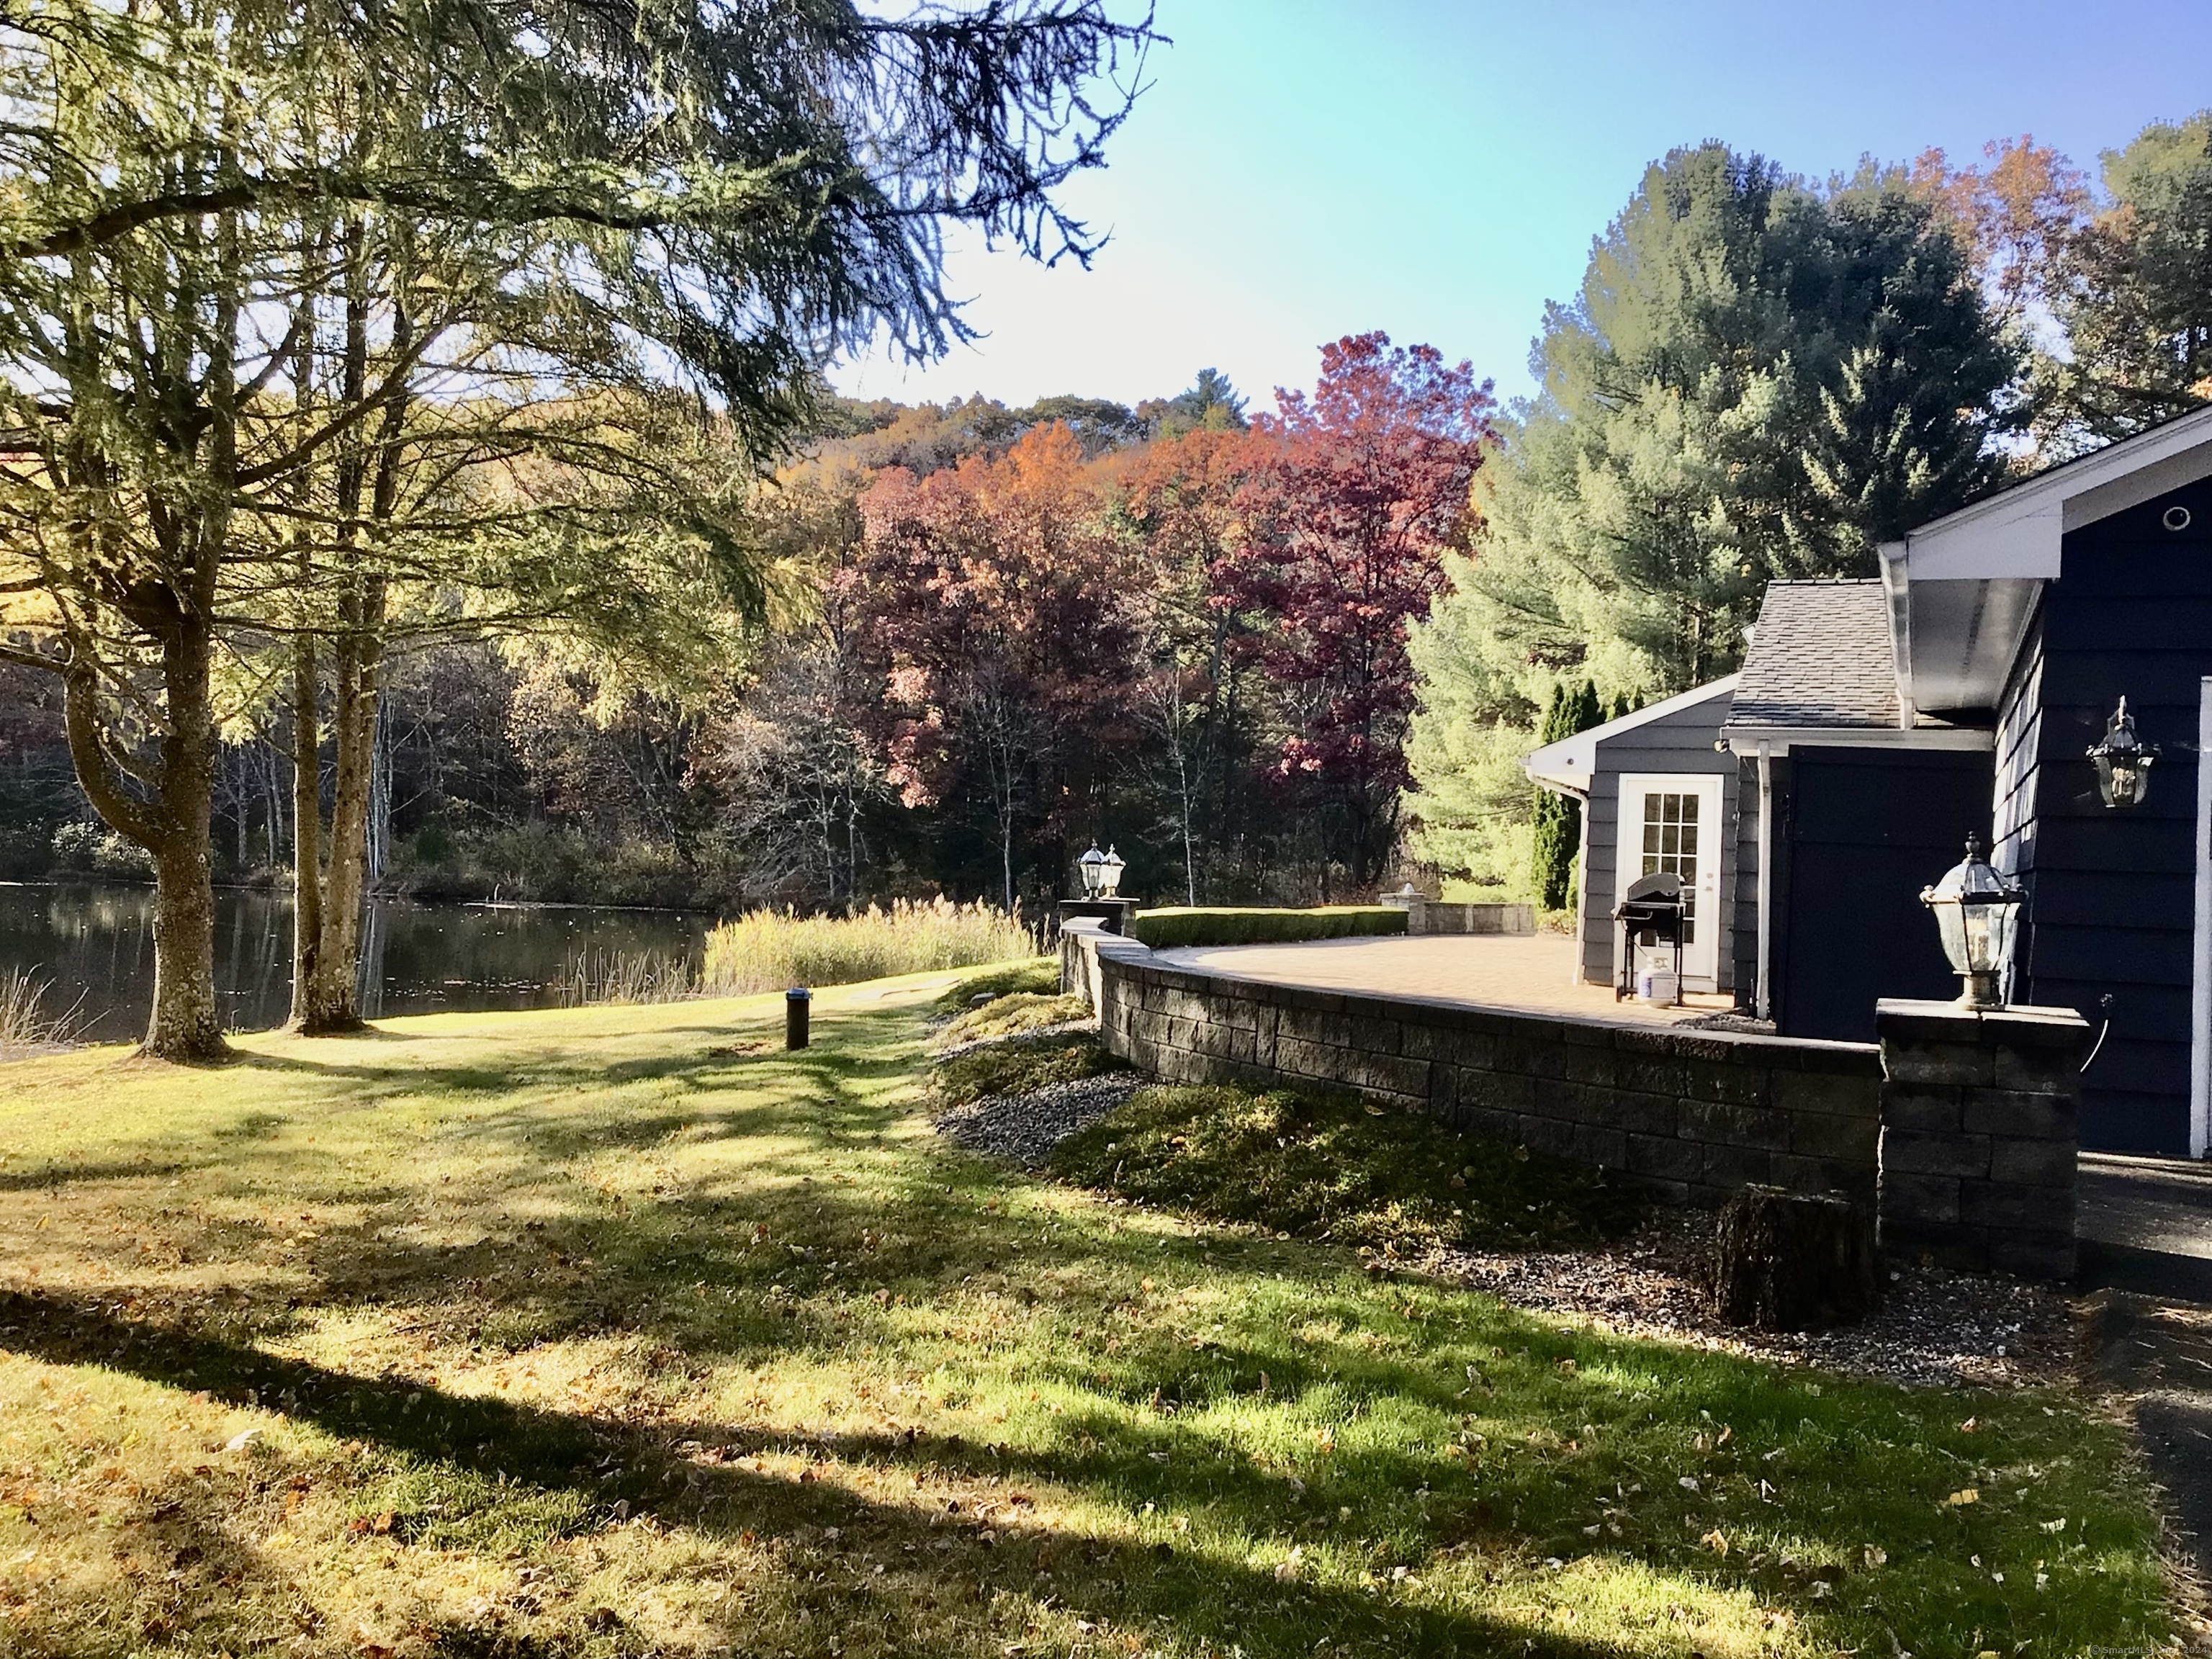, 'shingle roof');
1725,580,1899,729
